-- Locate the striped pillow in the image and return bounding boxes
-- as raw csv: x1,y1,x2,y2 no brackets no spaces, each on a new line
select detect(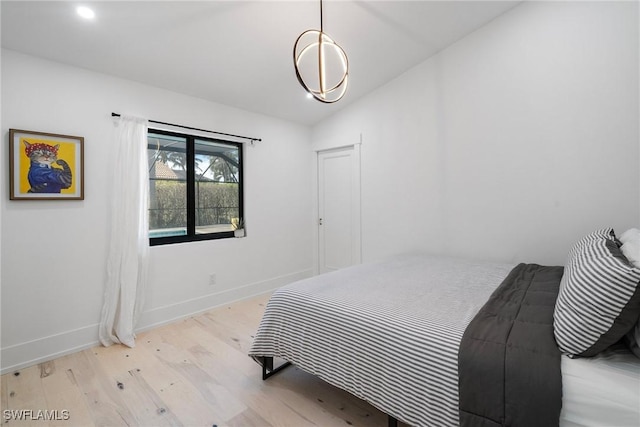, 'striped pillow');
553,228,640,357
